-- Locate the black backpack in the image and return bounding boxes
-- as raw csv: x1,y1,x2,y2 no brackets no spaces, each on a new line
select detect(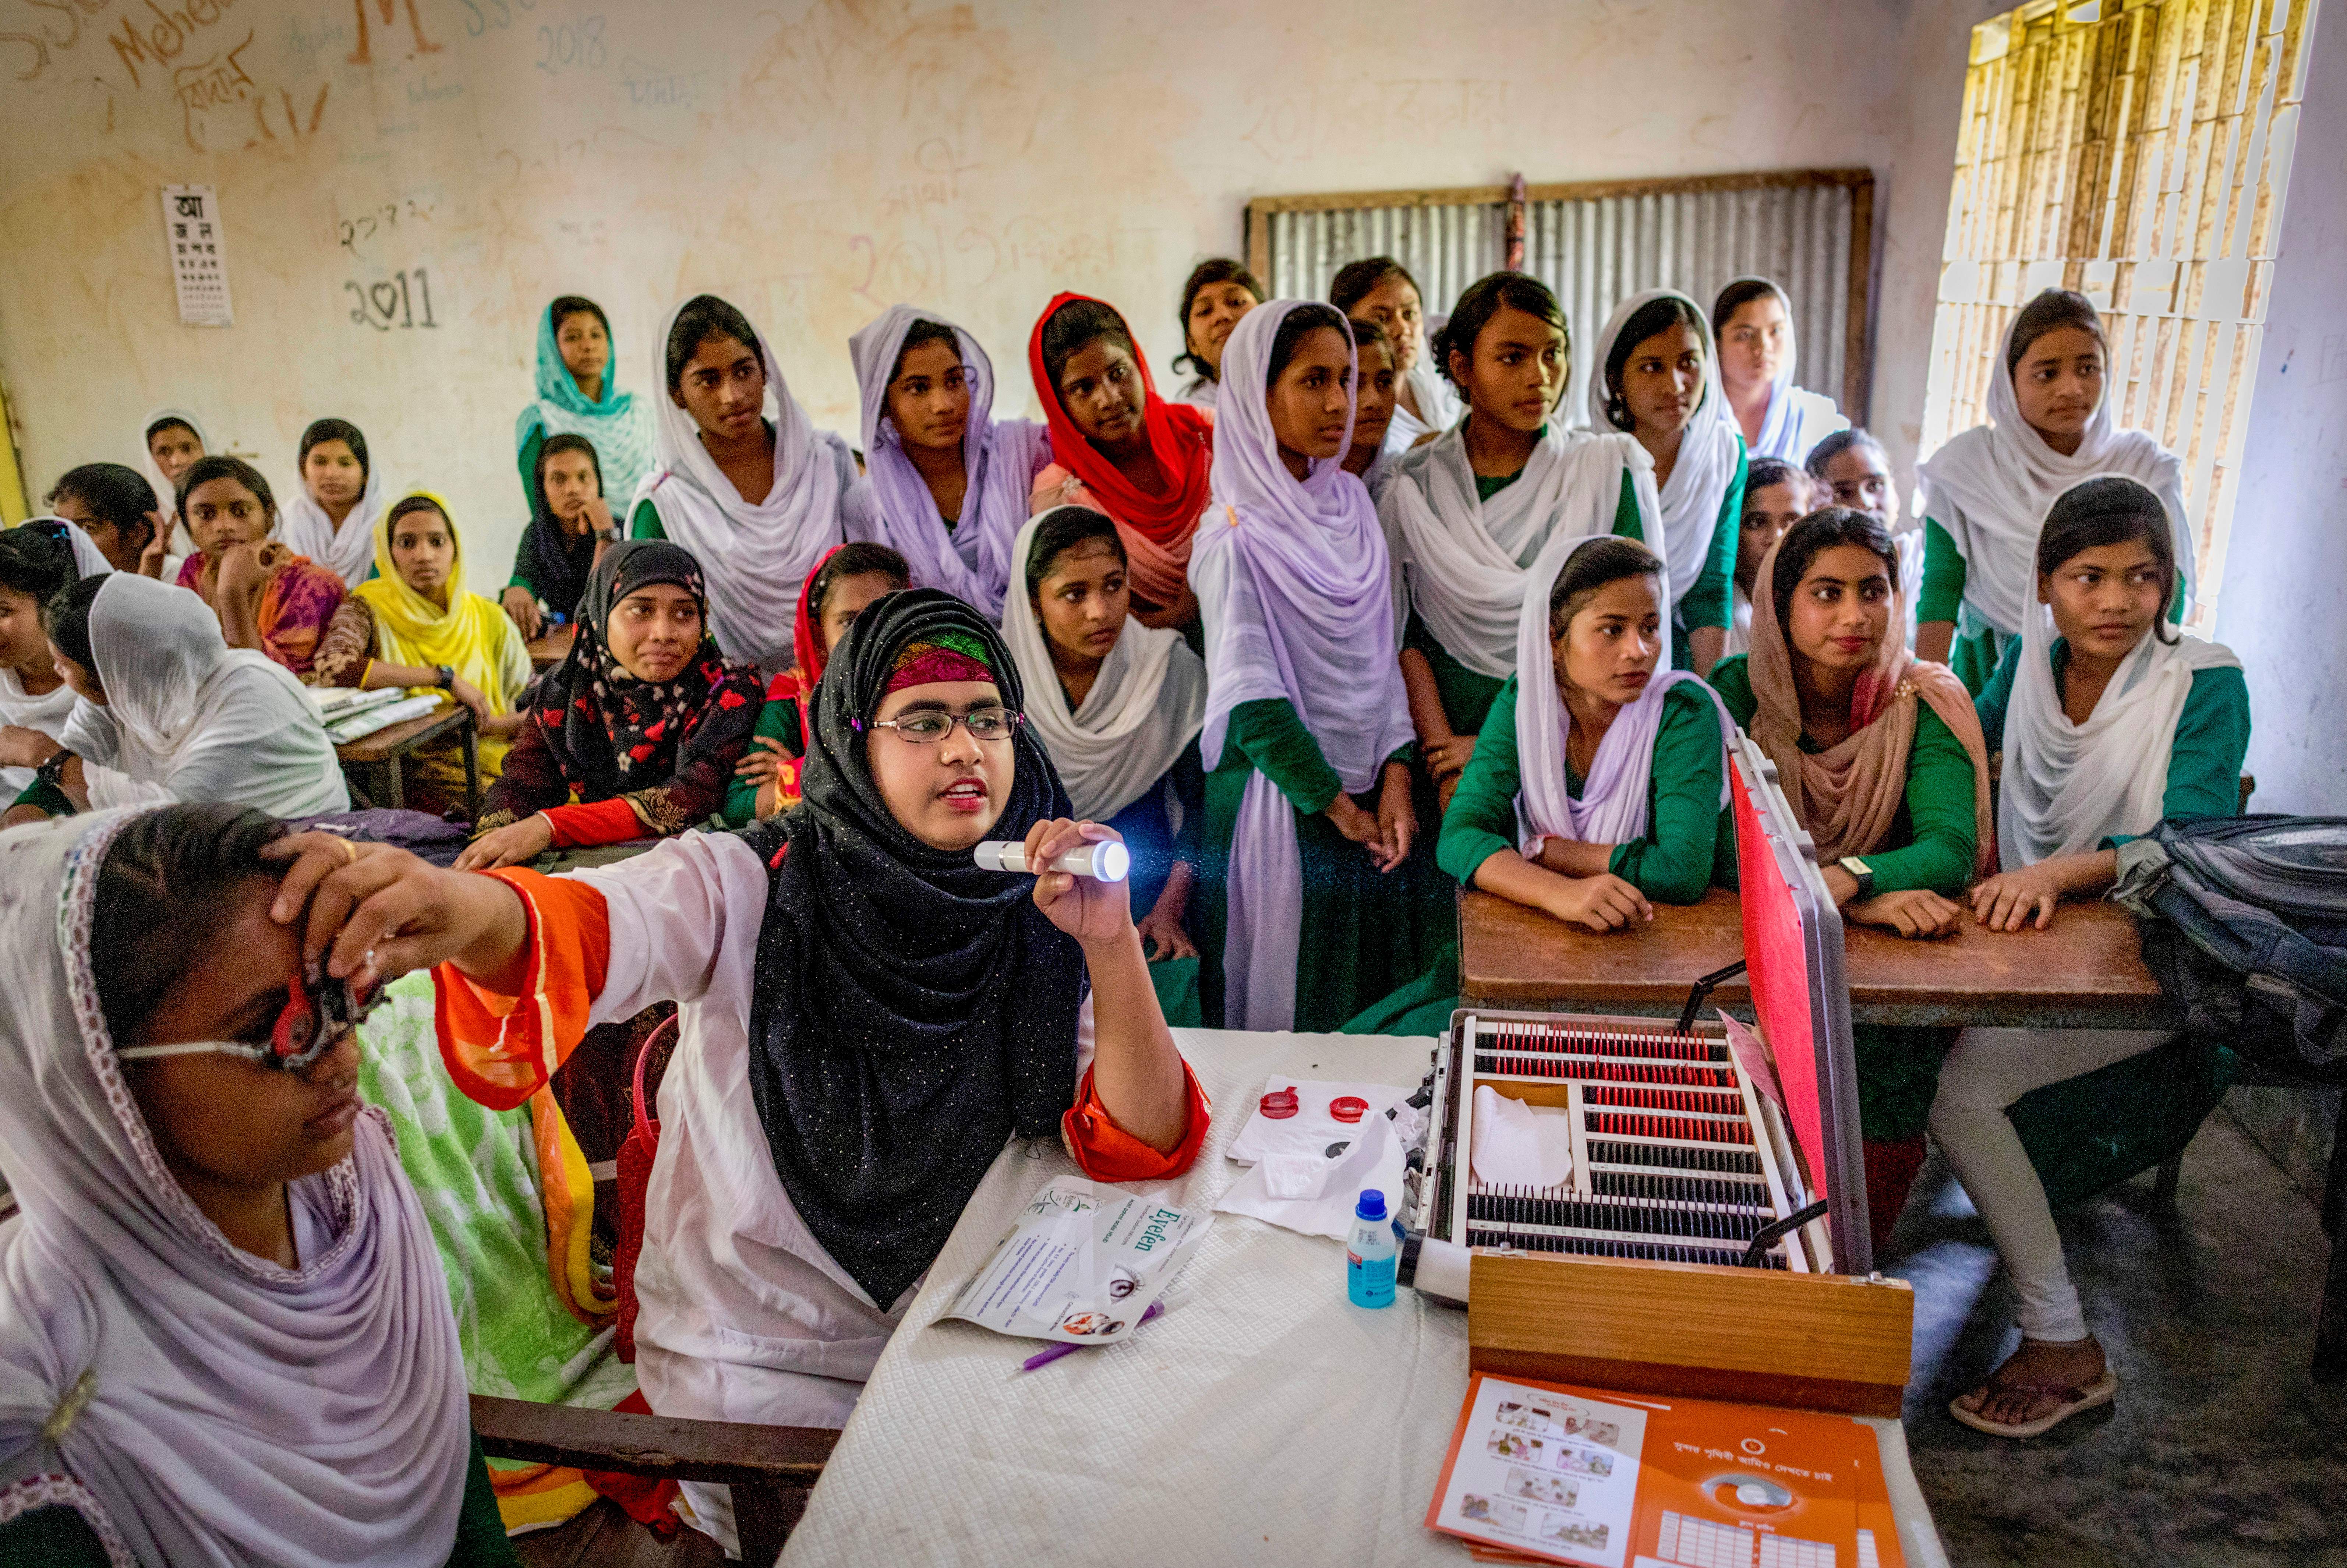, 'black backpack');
2111,815,2347,1079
